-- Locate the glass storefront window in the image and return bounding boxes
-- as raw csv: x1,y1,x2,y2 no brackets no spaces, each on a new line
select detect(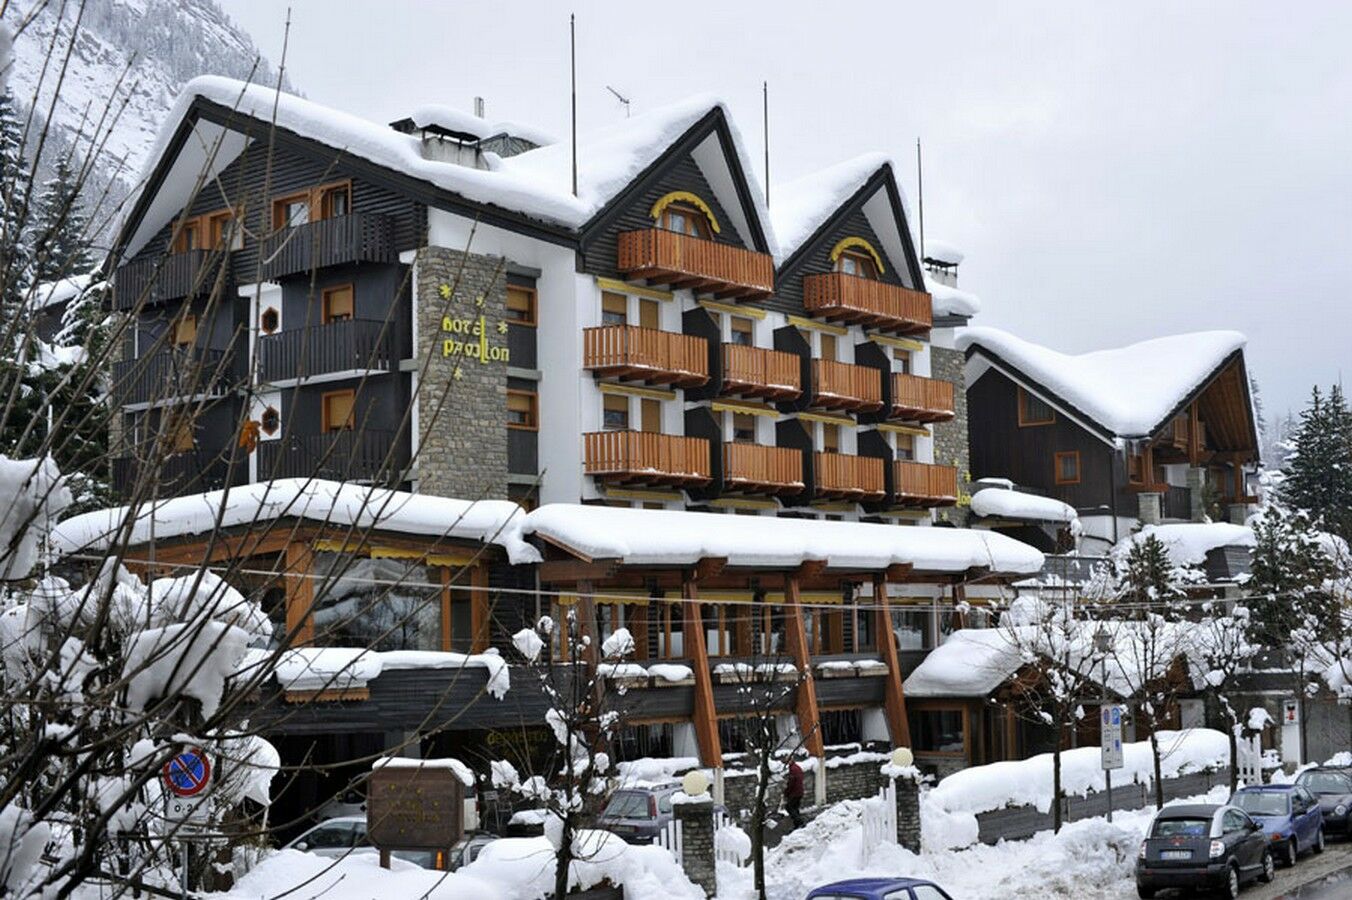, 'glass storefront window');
311,553,440,651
